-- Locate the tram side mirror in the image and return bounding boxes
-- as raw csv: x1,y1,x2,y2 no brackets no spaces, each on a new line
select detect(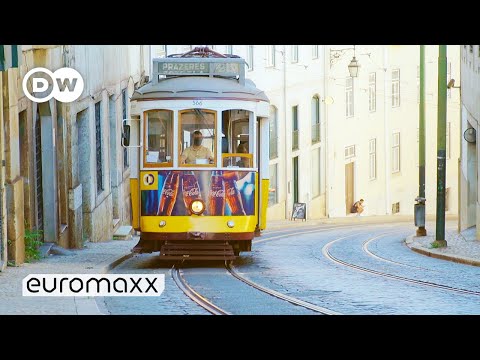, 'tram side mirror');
122,117,141,148
122,124,131,147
